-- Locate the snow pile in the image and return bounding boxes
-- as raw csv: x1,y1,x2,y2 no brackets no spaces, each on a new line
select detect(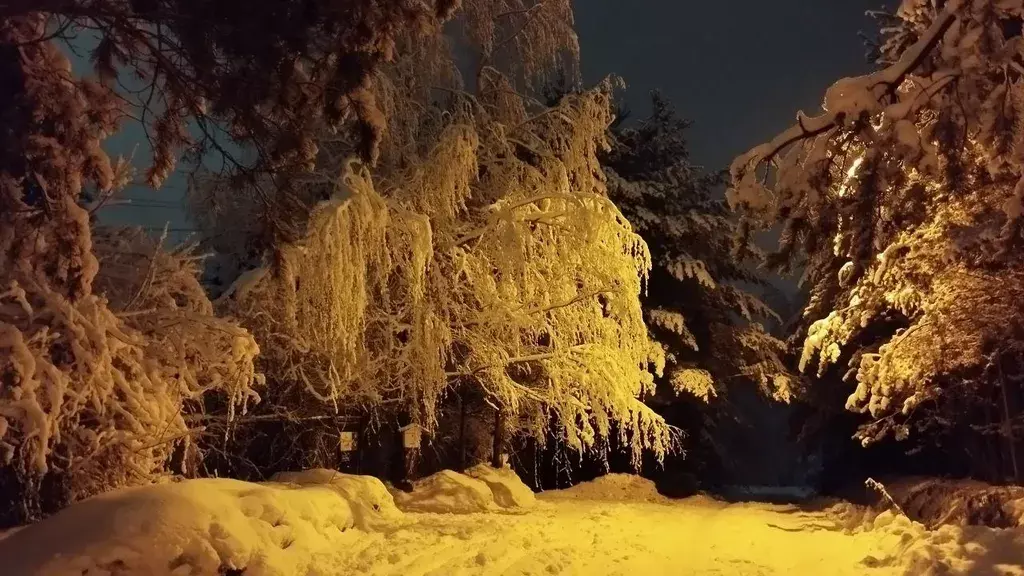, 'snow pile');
391,470,500,514
391,467,536,515
878,476,1024,529
463,464,536,508
854,510,1024,575
271,469,401,527
541,473,668,503
0,477,377,576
